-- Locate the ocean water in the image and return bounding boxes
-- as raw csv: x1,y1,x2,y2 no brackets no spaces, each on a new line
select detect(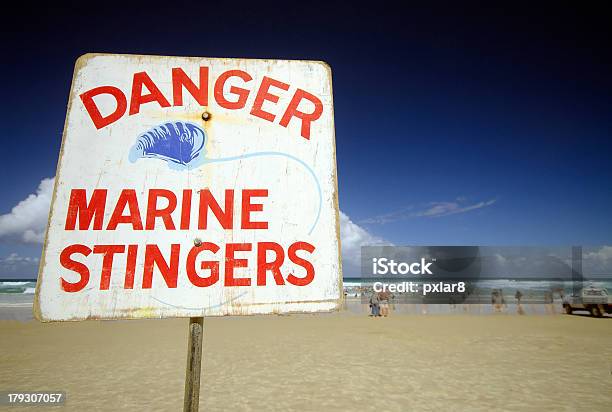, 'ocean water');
0,281,37,320
2,278,611,296
0,281,36,294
